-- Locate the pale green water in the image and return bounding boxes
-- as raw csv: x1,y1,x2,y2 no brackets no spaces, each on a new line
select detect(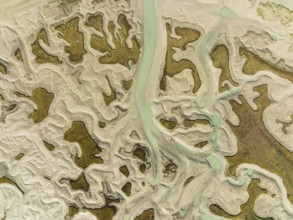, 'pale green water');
135,0,162,185
220,6,236,18
248,0,256,6
247,169,254,176
207,154,222,172
133,1,237,218
200,214,219,220
135,0,210,187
